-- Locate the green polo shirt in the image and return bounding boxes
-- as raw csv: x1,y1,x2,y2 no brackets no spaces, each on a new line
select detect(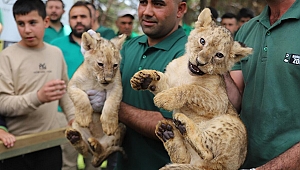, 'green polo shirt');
182,22,193,36
44,24,71,43
233,1,300,168
51,34,84,112
95,26,115,40
116,27,187,170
